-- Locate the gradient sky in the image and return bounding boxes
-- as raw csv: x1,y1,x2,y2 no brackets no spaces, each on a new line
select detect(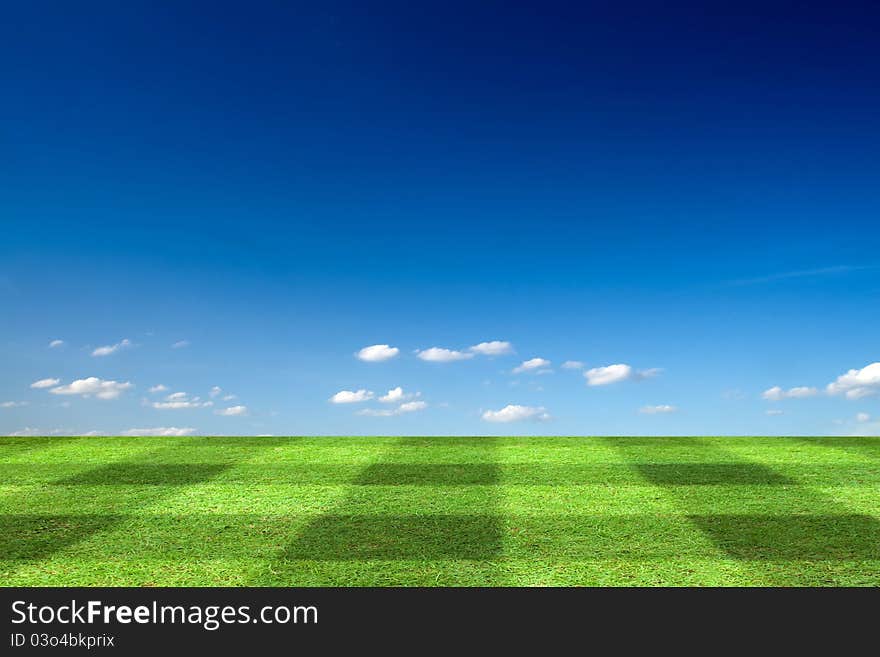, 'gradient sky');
2,1,879,436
